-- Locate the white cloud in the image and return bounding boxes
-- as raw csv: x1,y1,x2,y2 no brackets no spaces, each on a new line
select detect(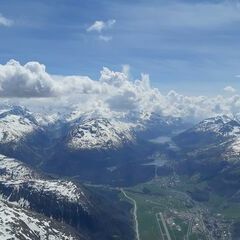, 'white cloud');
87,19,116,33
0,14,13,27
2,59,240,122
99,35,112,42
122,64,130,77
0,59,102,98
0,60,55,97
224,86,236,93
